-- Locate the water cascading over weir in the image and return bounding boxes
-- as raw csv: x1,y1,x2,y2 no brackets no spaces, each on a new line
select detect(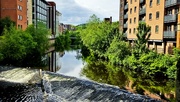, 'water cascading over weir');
0,66,160,102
